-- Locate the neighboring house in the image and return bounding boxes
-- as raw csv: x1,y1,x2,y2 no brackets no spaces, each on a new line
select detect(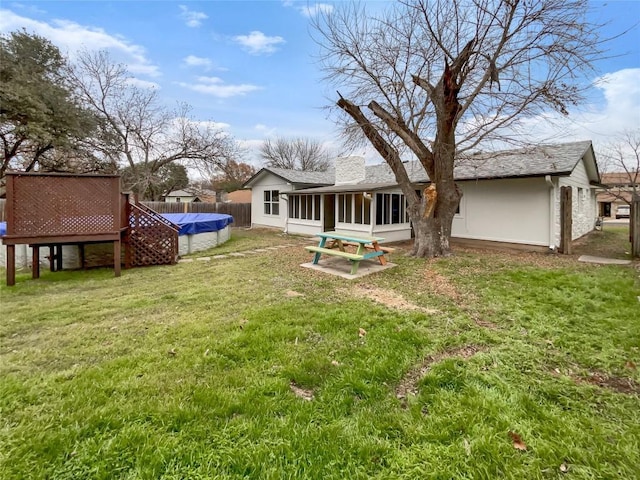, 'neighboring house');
244,141,600,251
225,189,252,203
596,172,639,219
163,188,217,203
164,189,200,203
